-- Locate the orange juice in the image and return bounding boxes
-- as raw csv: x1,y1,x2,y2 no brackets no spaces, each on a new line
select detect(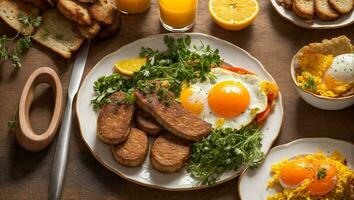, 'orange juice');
159,0,198,29
117,0,151,14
